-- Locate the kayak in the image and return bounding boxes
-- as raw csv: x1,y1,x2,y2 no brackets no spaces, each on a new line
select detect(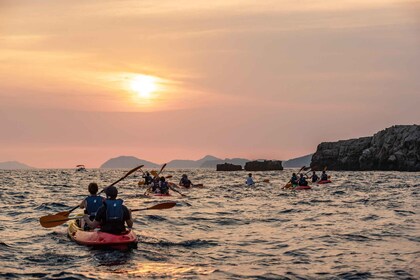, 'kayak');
295,185,312,190
317,180,332,184
67,220,137,250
